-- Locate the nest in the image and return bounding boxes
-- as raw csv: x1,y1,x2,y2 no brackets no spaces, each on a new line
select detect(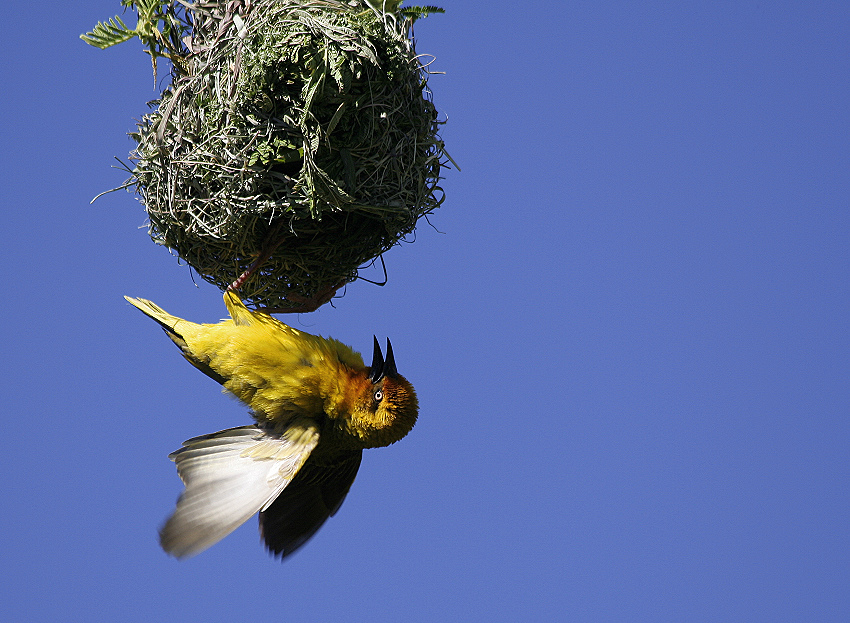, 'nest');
129,0,448,309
